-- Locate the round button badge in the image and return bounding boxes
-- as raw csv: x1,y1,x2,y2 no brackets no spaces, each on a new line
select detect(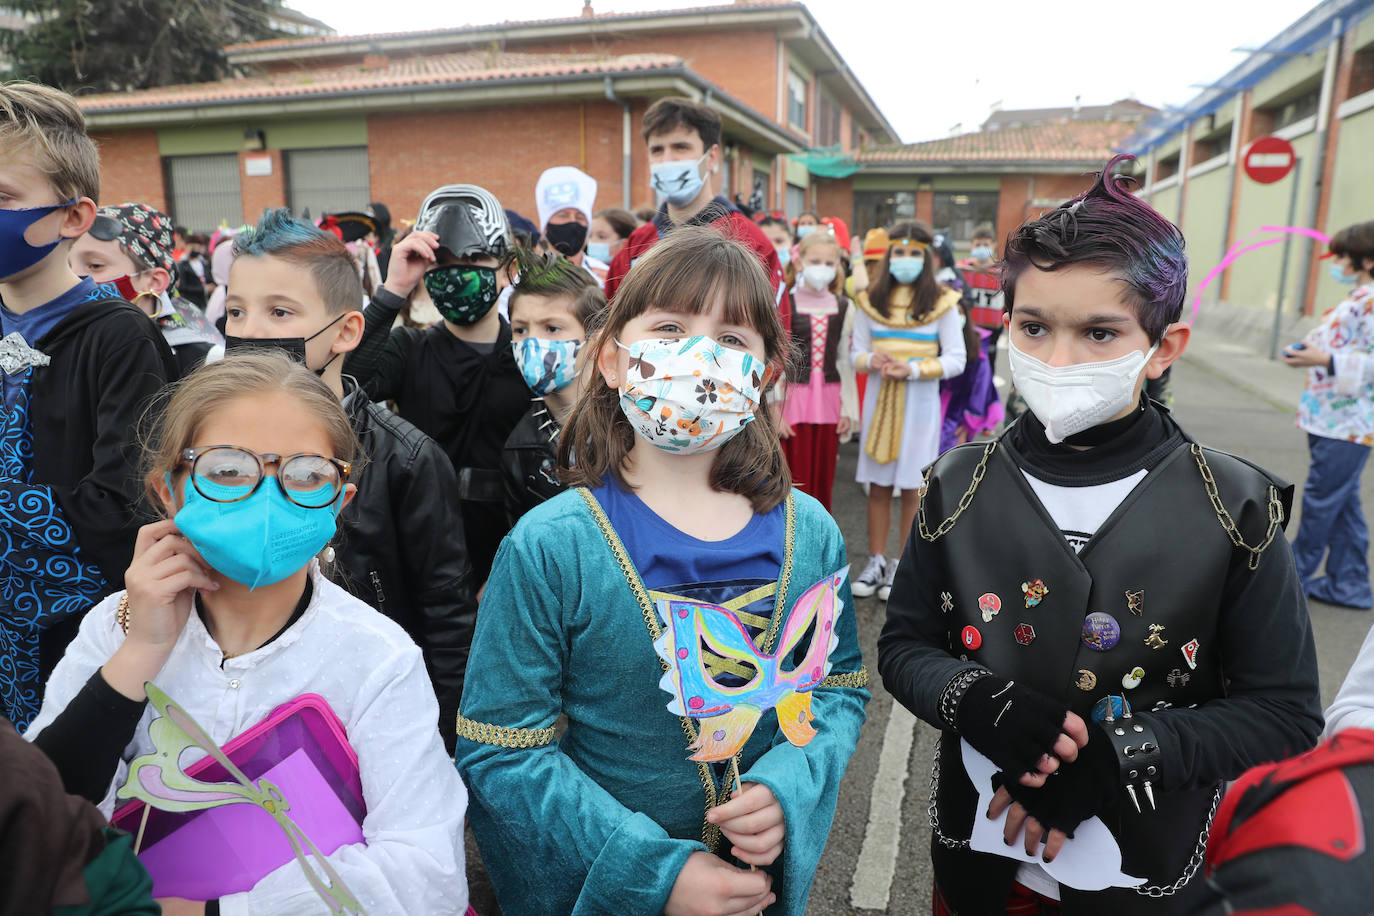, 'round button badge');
961,625,982,650
1082,612,1122,652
